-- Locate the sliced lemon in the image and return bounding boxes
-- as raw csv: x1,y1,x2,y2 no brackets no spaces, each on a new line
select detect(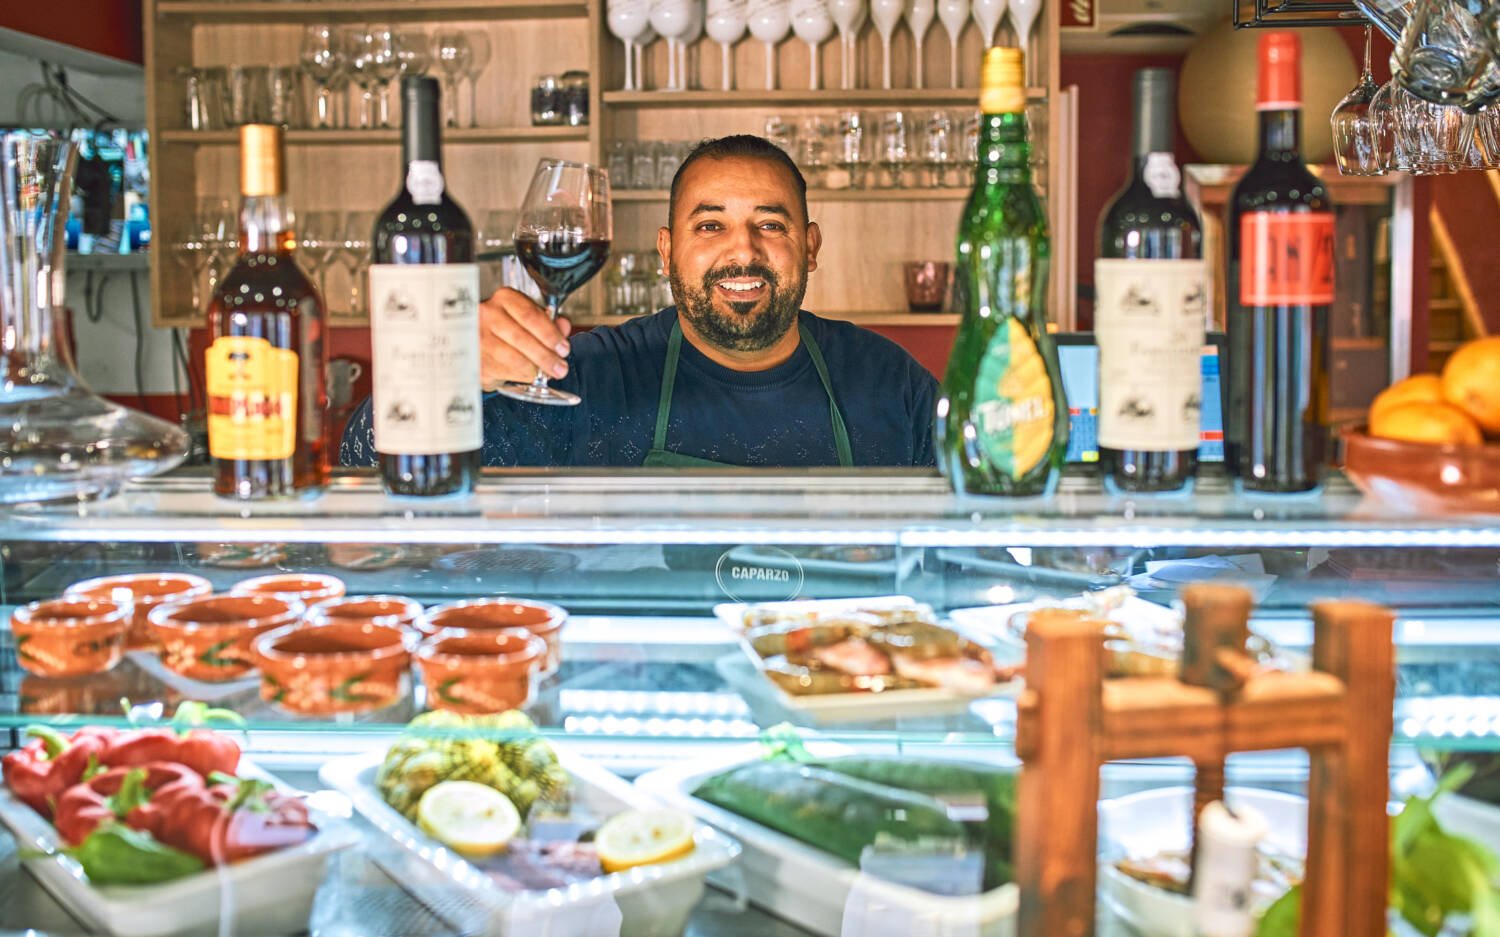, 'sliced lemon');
416,780,521,860
595,808,697,873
